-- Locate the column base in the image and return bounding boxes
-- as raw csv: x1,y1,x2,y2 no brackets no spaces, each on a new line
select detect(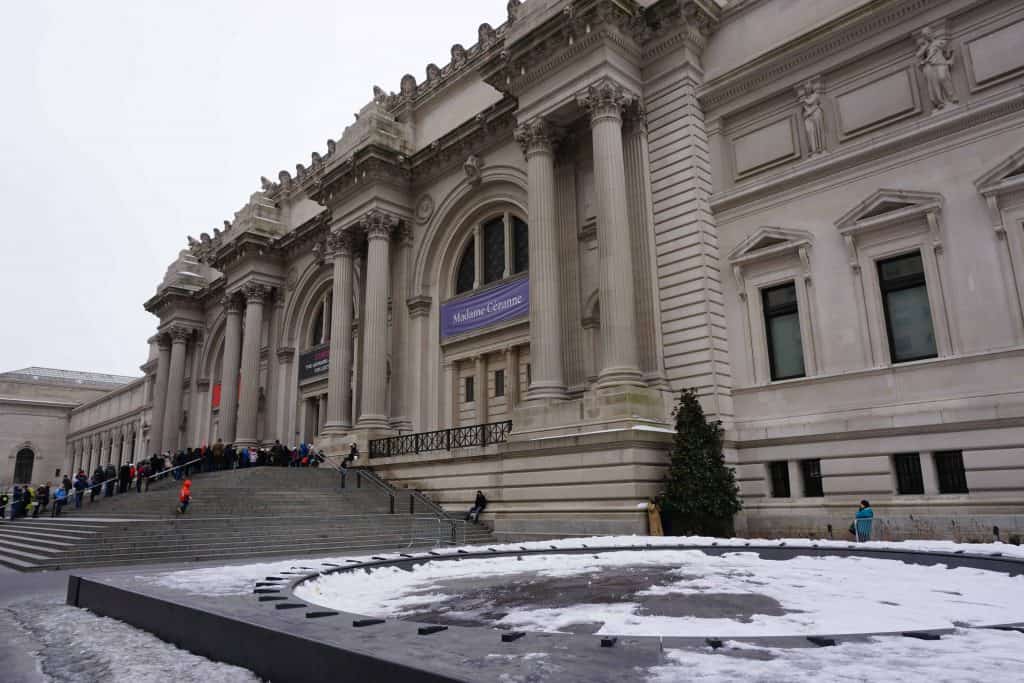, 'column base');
316,431,358,460
597,366,645,389
525,380,569,401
